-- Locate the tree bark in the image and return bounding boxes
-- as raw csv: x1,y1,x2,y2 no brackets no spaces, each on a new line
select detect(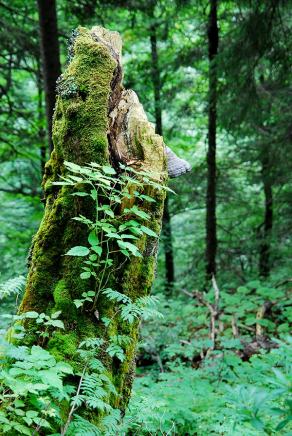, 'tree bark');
206,0,219,279
150,19,175,294
19,26,167,424
37,61,46,176
259,153,273,277
37,0,61,154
